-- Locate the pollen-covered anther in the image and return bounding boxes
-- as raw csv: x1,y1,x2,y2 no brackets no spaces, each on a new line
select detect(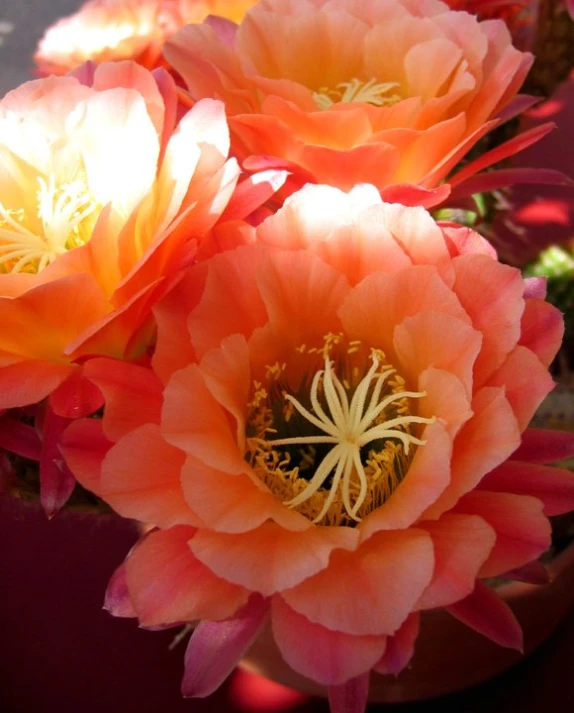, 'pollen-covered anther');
267,355,434,523
313,77,401,110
